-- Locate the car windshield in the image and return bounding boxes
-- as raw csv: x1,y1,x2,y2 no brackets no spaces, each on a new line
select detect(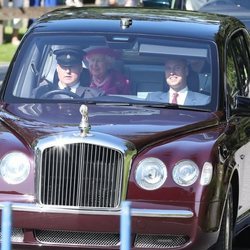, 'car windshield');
4,34,218,110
